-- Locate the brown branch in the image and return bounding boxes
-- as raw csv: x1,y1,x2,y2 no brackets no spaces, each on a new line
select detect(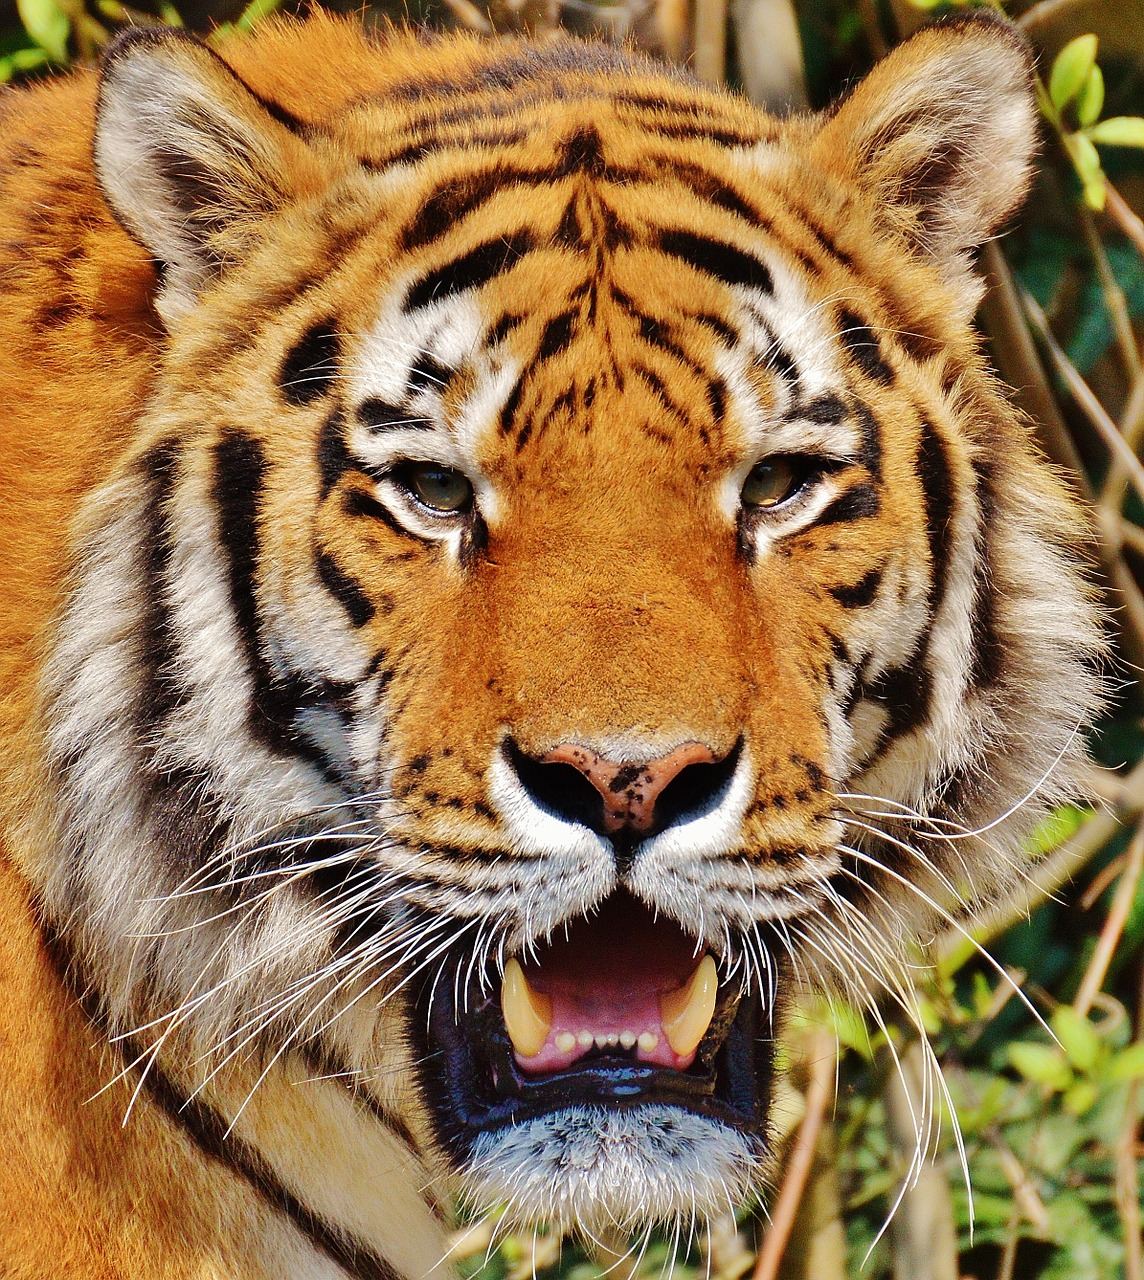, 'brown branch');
1106,184,1144,262
1074,818,1144,1016
752,1032,836,1280
1081,207,1142,383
